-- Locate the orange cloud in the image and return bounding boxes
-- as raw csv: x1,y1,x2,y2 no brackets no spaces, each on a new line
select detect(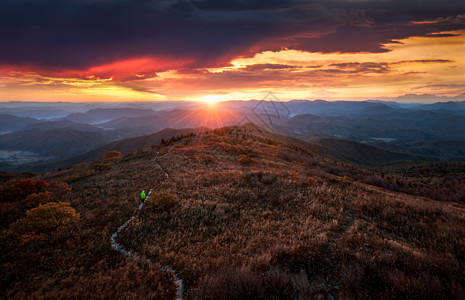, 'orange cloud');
1,30,464,102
